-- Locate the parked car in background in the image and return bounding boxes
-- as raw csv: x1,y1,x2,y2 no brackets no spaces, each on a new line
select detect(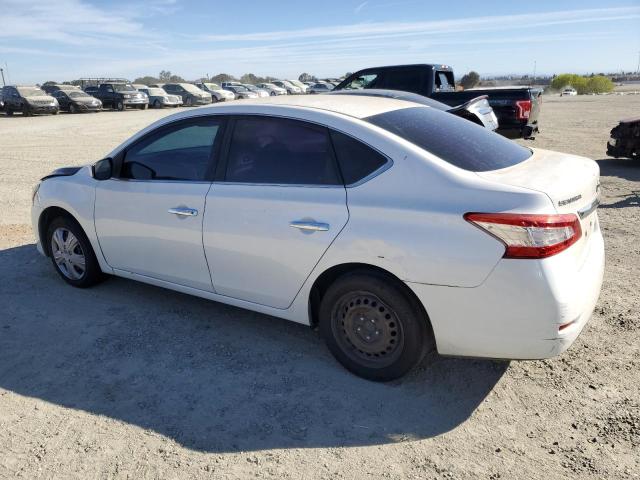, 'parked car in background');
273,80,302,94
83,85,99,96
335,64,540,139
51,89,102,113
131,84,148,91
308,82,334,94
138,87,182,108
222,85,259,99
32,95,603,381
41,84,81,95
2,85,59,116
287,79,309,93
256,83,287,96
561,87,578,96
163,83,212,106
93,83,148,111
242,84,270,98
194,82,235,102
